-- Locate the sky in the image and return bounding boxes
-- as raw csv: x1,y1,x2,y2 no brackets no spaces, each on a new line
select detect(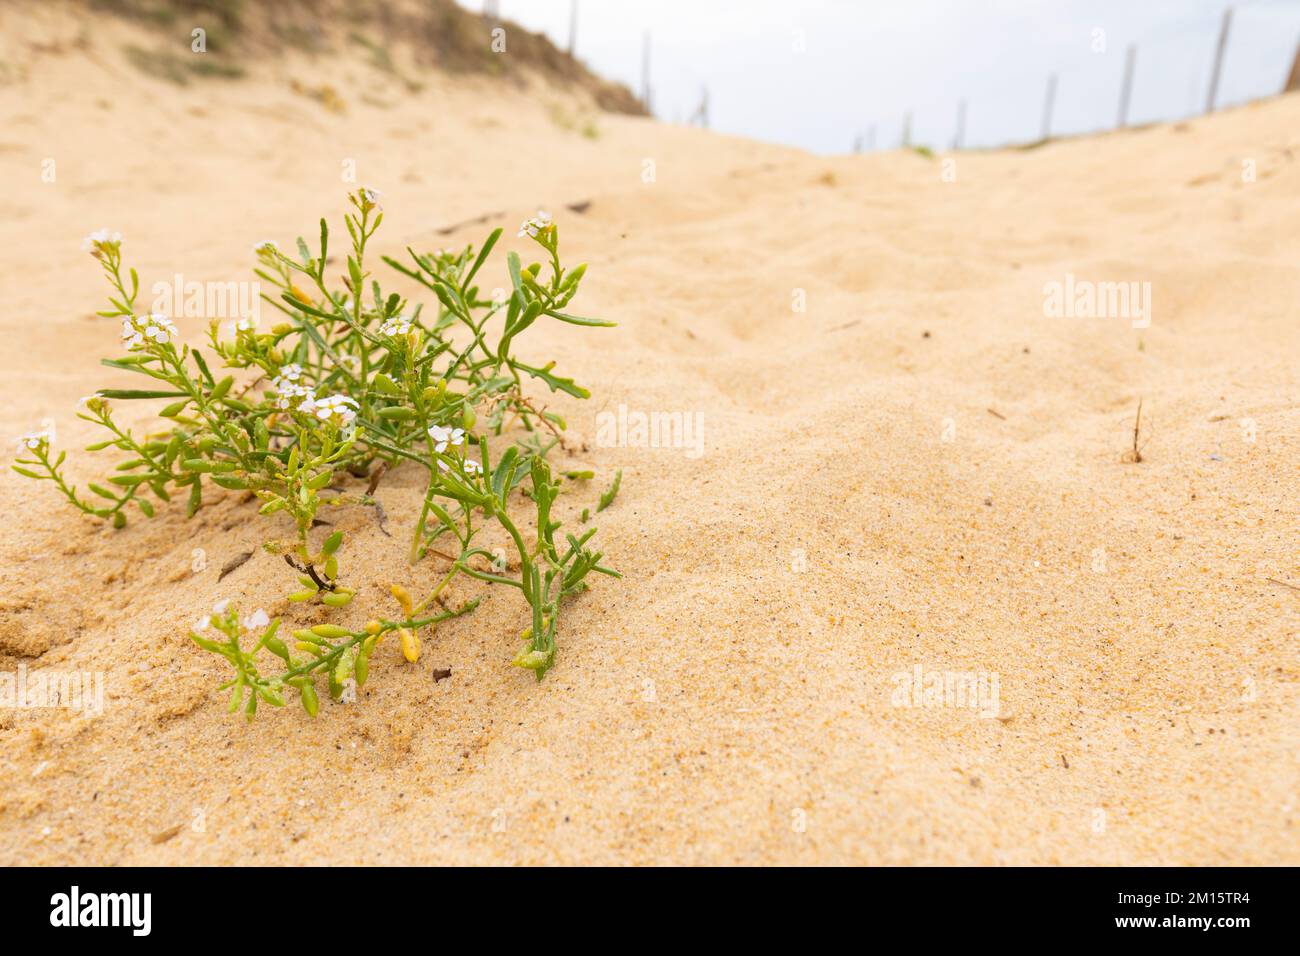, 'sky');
460,0,1300,153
